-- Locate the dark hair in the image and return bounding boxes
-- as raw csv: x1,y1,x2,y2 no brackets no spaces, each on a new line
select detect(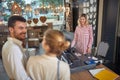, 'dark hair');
8,15,26,28
44,29,70,55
